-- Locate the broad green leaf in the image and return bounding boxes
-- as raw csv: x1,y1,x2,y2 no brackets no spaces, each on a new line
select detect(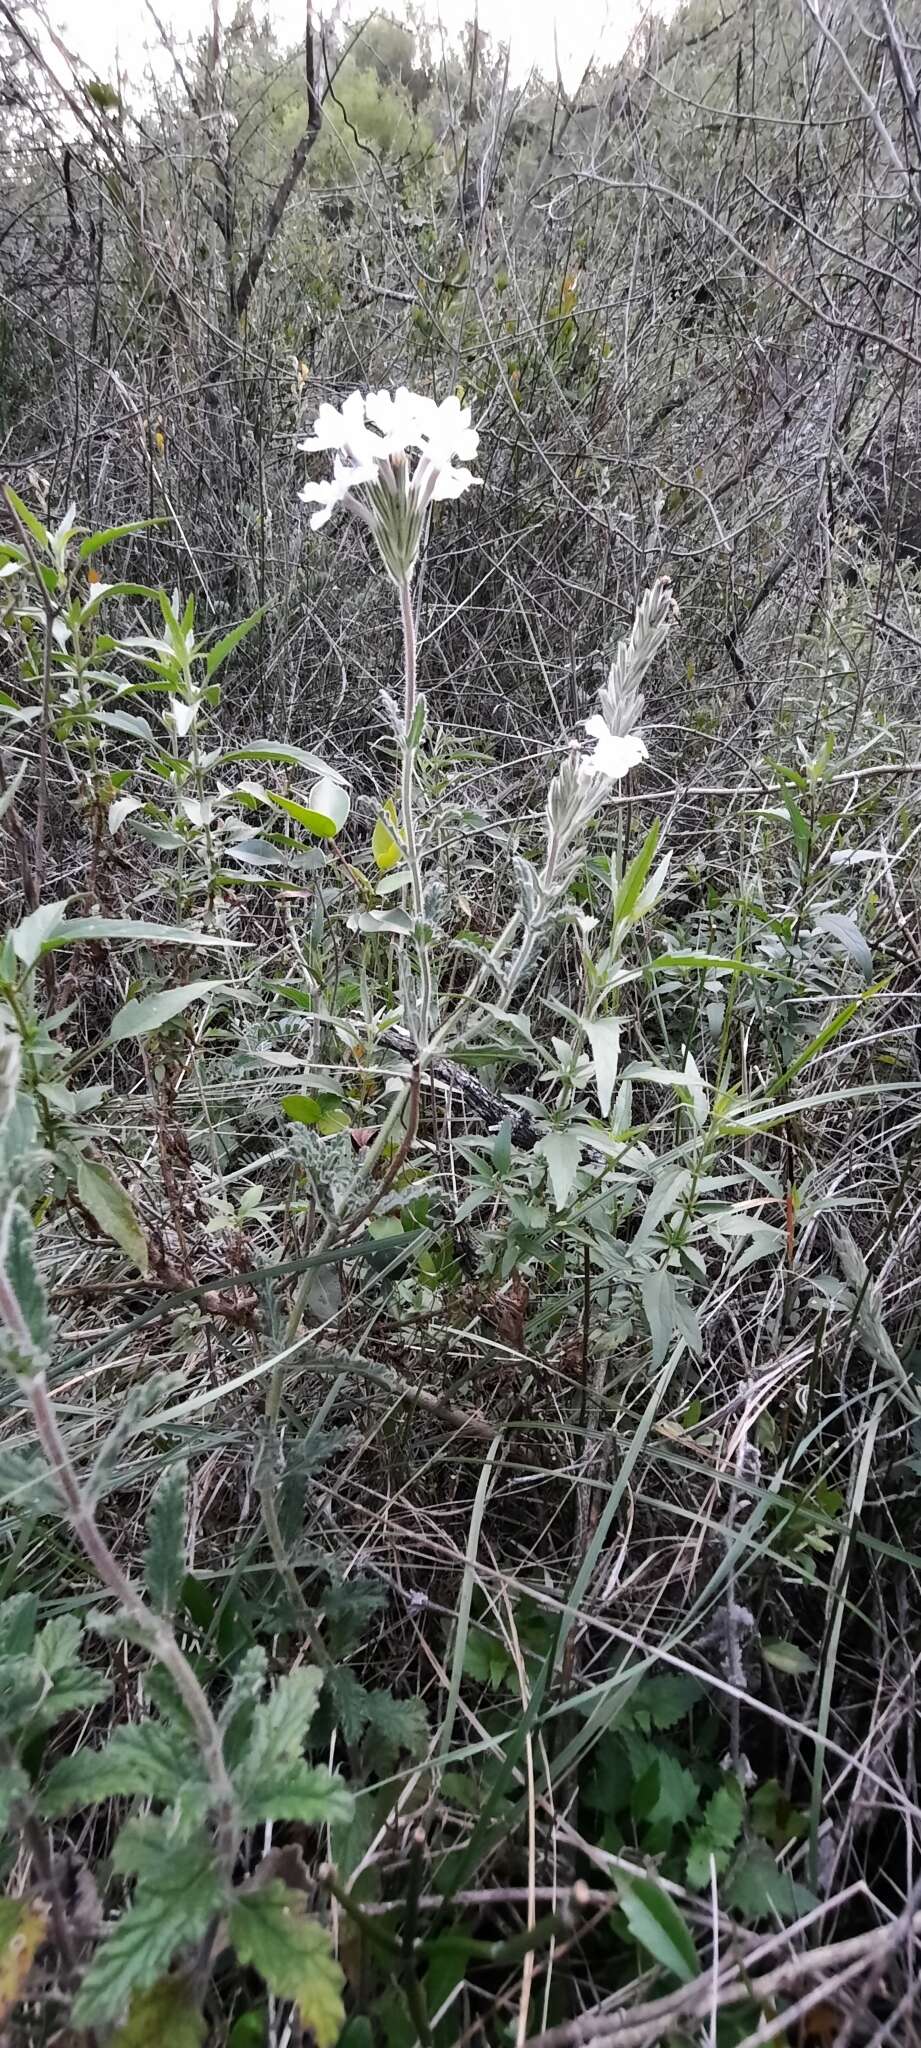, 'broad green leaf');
32,1613,109,1726
0,1895,49,2020
111,1977,206,2047
586,1015,621,1117
76,1158,149,1276
109,981,228,1045
302,777,350,839
42,1721,201,1814
238,1759,353,1828
11,900,68,969
725,1841,818,1924
143,1461,188,1617
619,1877,698,1984
229,1883,345,2048
203,608,265,677
73,1839,224,2028
535,1128,580,1211
0,1595,37,1659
